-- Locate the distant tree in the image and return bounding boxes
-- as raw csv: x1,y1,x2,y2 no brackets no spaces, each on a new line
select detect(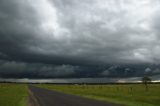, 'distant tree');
142,76,152,91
